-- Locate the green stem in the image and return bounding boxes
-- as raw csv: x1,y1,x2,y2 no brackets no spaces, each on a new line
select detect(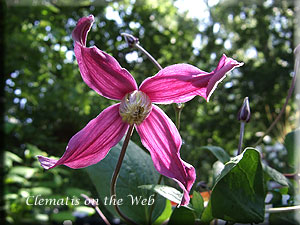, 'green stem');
122,35,185,224
237,122,245,155
174,103,184,130
81,194,112,225
121,32,162,71
110,125,137,225
135,43,162,70
147,175,163,225
122,34,165,225
266,205,300,213
132,41,166,225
